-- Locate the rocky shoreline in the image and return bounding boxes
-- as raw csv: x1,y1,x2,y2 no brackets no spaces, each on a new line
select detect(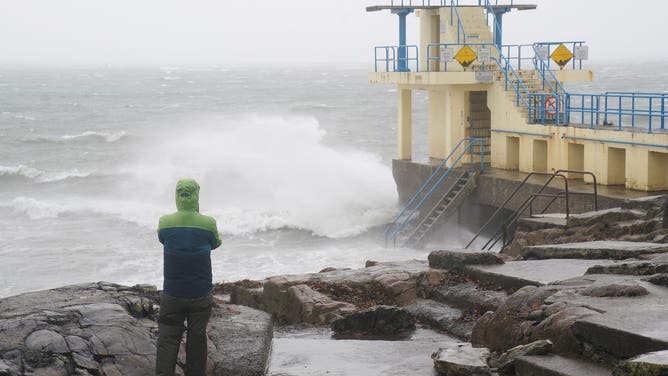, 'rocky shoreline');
2,195,668,375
